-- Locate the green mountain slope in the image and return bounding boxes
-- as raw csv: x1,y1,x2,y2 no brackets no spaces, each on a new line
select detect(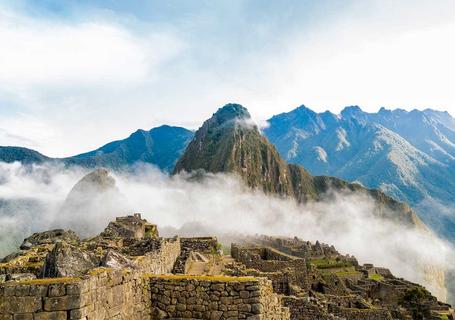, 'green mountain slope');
0,146,50,164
